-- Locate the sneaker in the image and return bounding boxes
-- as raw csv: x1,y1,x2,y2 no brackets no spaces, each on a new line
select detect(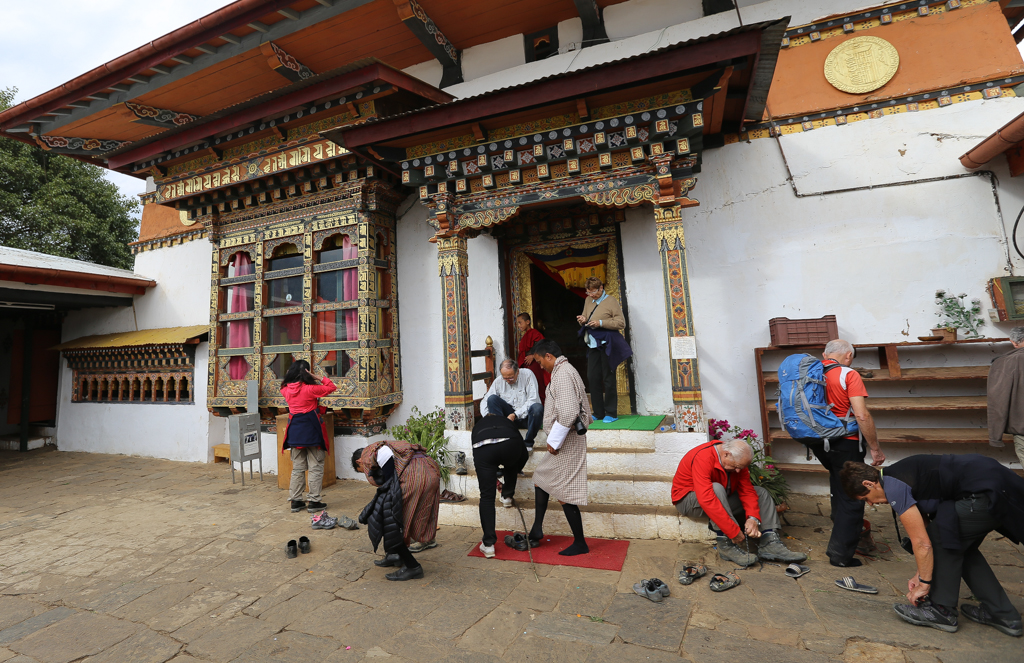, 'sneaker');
757,531,808,563
650,578,670,597
306,501,327,513
501,496,513,508
716,536,758,567
408,539,437,553
455,452,467,476
632,579,664,602
893,600,958,633
311,510,338,530
961,603,1023,637
479,542,496,558
290,500,304,513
